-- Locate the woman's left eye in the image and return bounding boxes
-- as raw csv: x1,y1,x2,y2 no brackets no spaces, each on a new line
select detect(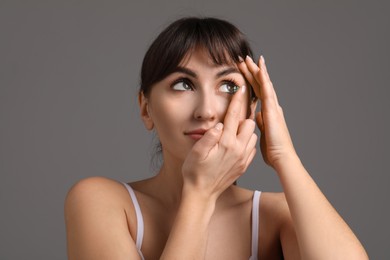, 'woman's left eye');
219,81,239,94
